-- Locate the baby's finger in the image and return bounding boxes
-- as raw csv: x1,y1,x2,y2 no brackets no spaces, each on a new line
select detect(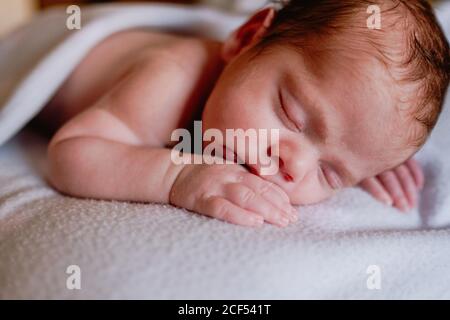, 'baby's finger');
225,183,292,227
406,158,425,190
359,177,393,206
241,174,297,221
378,171,410,212
198,196,264,227
394,165,418,208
